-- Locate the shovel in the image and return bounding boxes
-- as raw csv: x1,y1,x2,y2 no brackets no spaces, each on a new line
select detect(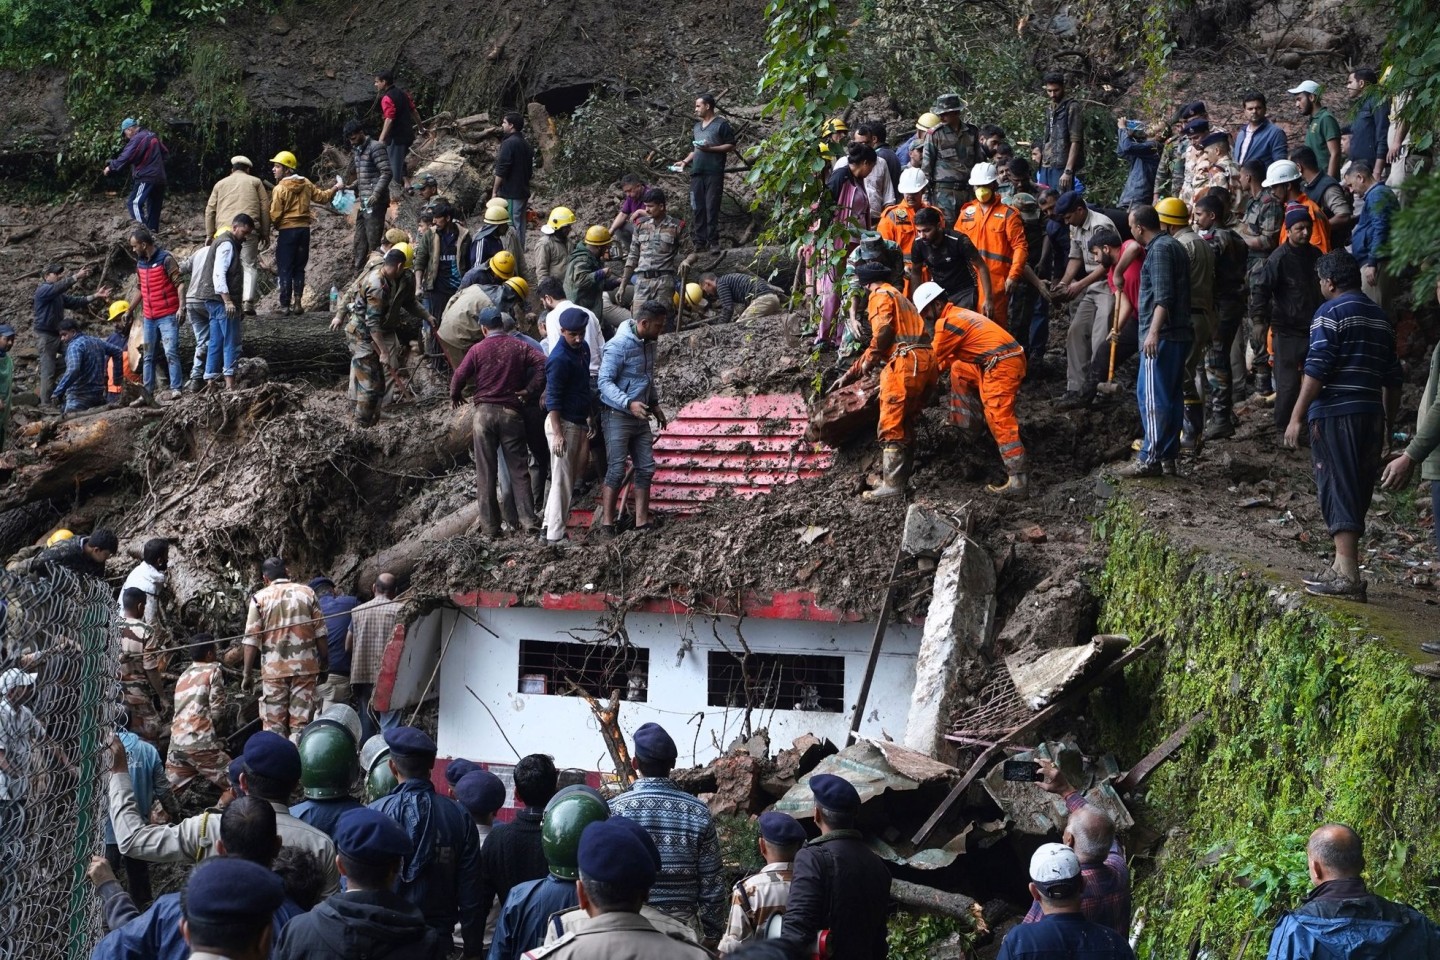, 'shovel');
1095,292,1124,396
